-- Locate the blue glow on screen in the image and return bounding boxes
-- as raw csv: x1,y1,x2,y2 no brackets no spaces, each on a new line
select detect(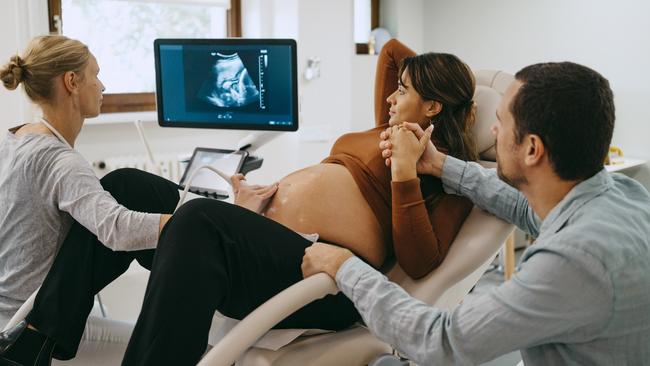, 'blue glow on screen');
158,43,295,128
